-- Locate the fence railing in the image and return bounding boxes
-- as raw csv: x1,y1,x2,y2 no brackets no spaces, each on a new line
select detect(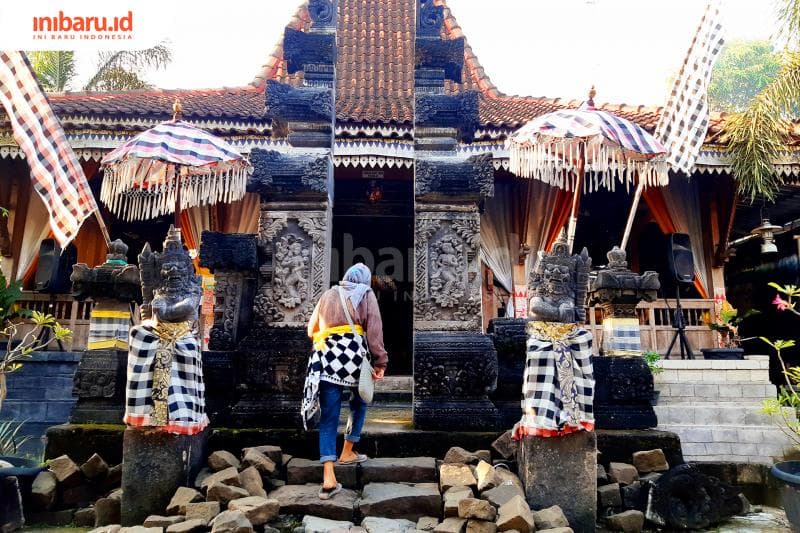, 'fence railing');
584,298,717,356
11,292,716,356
